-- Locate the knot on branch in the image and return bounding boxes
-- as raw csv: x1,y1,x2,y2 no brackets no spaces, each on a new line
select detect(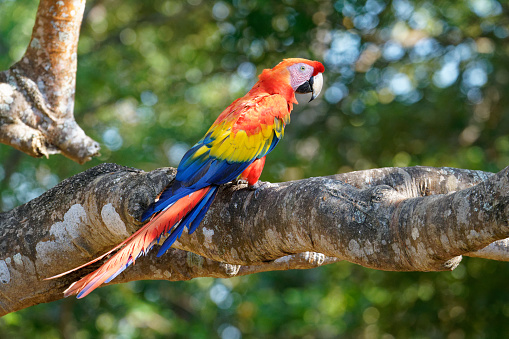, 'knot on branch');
221,263,242,276
0,67,100,163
